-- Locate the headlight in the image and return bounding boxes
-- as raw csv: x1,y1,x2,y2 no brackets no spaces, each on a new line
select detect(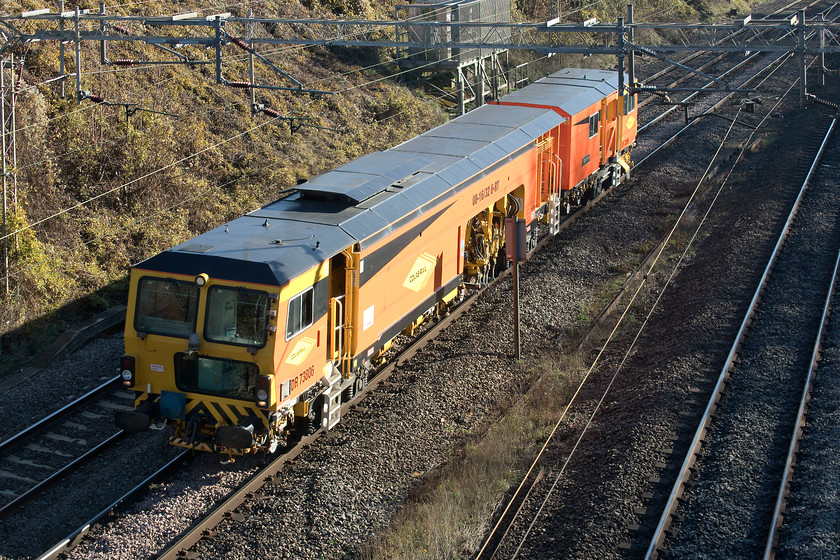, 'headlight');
120,355,136,387
255,374,272,407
